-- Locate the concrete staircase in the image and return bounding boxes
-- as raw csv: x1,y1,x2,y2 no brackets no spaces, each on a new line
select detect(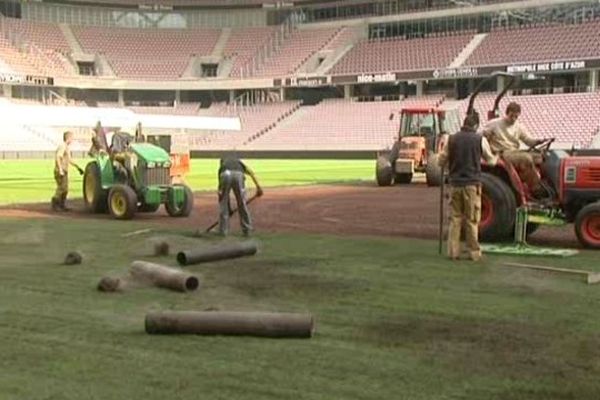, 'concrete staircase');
299,25,366,75
244,104,306,146
59,24,83,54
95,54,116,77
211,28,231,58
448,33,487,68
